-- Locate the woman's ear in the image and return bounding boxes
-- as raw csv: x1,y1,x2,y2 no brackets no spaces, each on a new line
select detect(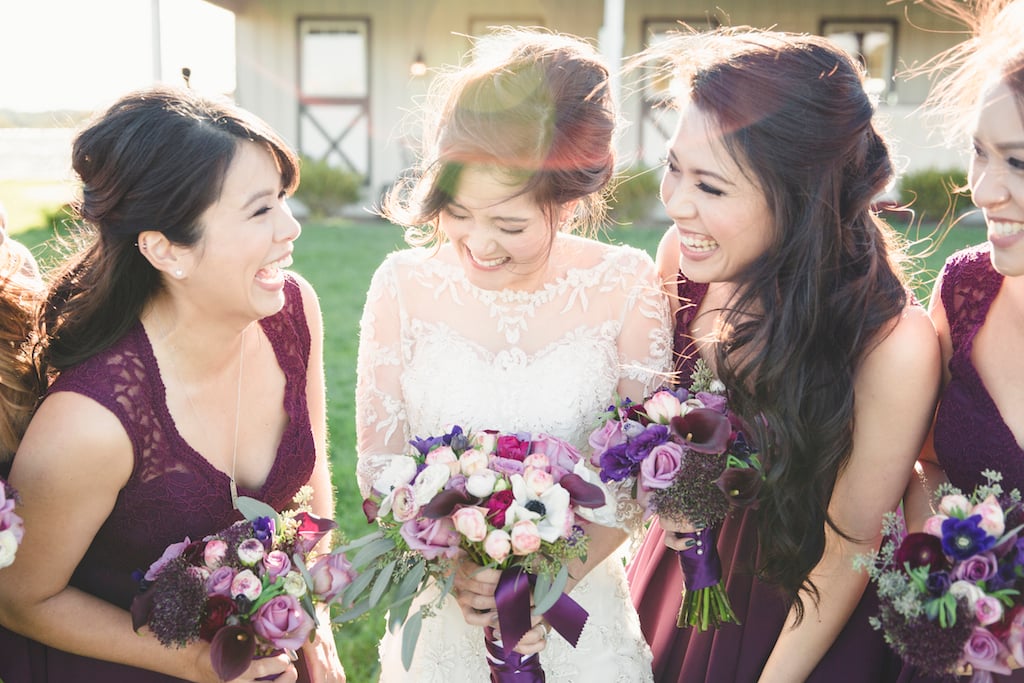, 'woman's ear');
558,199,580,228
138,230,193,280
